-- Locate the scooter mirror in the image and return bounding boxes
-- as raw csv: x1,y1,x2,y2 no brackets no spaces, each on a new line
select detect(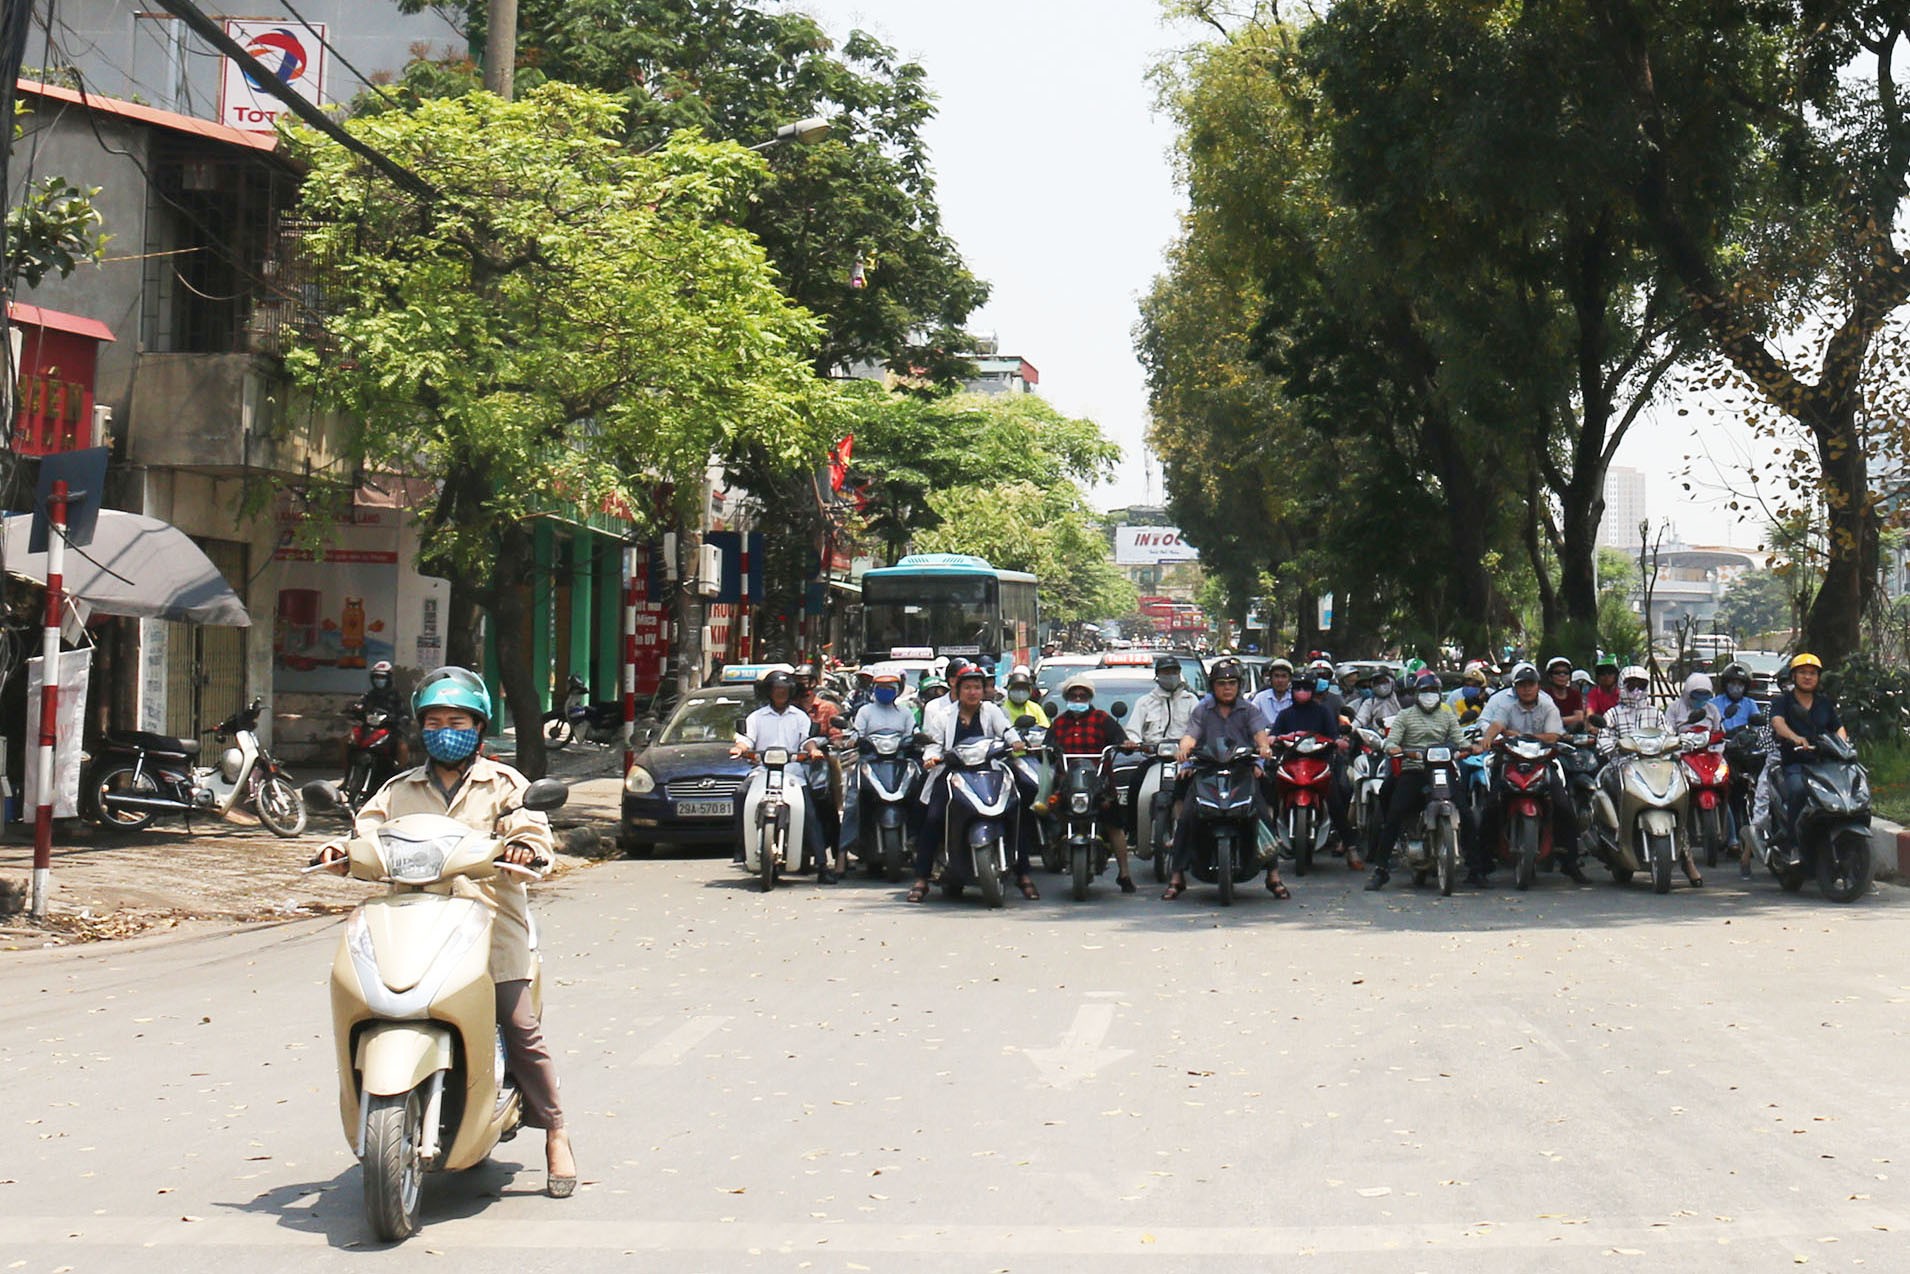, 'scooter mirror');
1587,713,1607,729
301,779,341,811
1748,712,1770,728
1110,702,1129,719
521,778,570,812
1014,714,1036,730
1686,709,1708,725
